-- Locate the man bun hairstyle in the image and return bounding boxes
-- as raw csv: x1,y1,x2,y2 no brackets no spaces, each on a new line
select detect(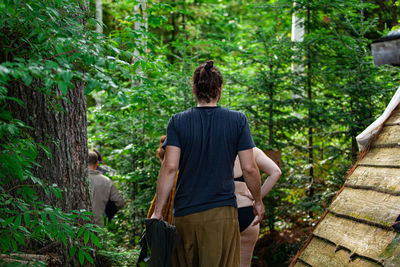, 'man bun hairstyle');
204,60,213,70
192,60,223,103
